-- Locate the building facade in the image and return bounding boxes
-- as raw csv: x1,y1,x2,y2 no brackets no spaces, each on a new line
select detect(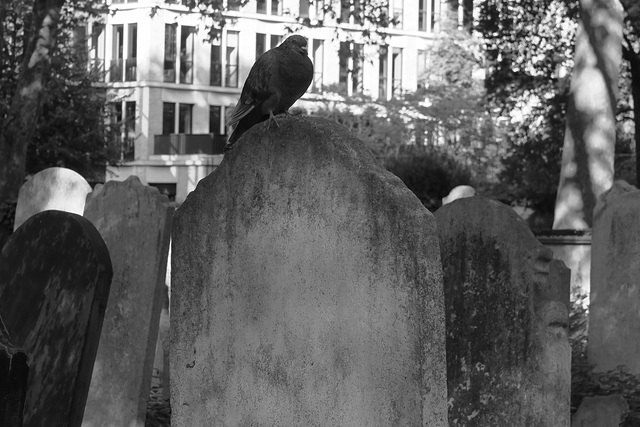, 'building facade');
96,0,457,202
